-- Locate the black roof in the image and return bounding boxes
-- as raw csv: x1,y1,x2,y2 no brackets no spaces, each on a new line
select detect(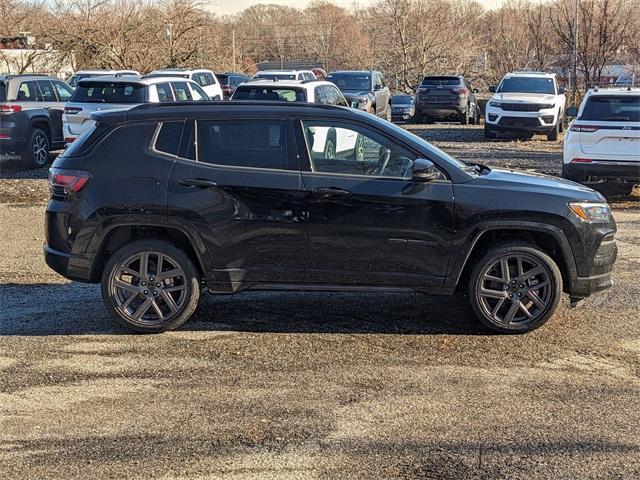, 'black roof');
91,100,363,125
